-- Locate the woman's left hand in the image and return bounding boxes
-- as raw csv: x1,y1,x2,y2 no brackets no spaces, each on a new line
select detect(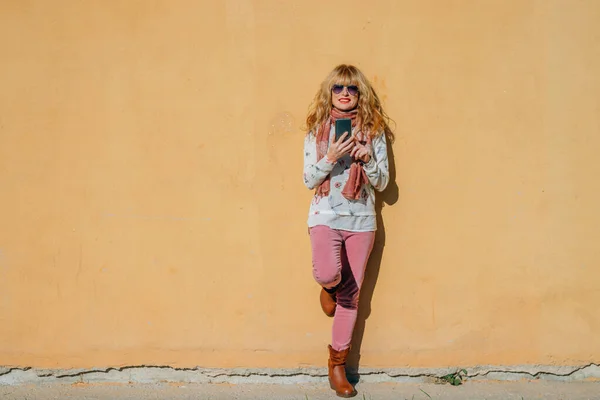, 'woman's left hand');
350,140,372,163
